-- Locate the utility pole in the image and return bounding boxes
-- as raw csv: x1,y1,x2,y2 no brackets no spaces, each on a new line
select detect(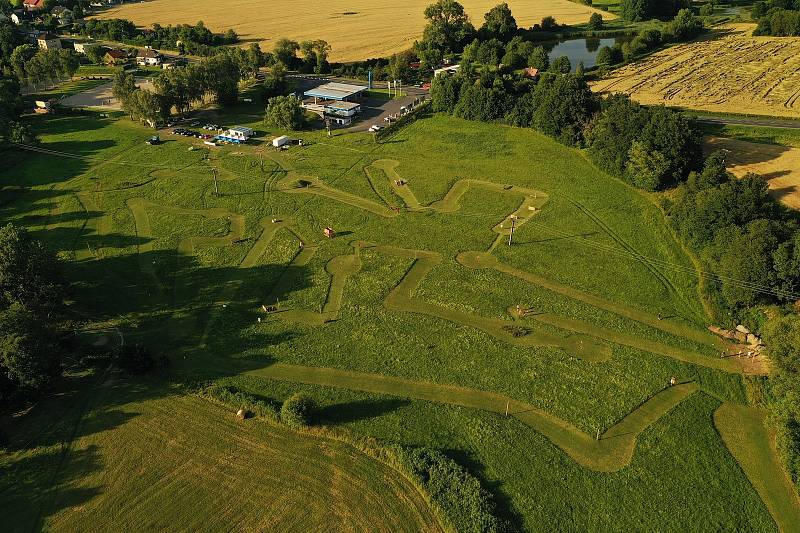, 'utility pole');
505,401,509,417
508,216,517,245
